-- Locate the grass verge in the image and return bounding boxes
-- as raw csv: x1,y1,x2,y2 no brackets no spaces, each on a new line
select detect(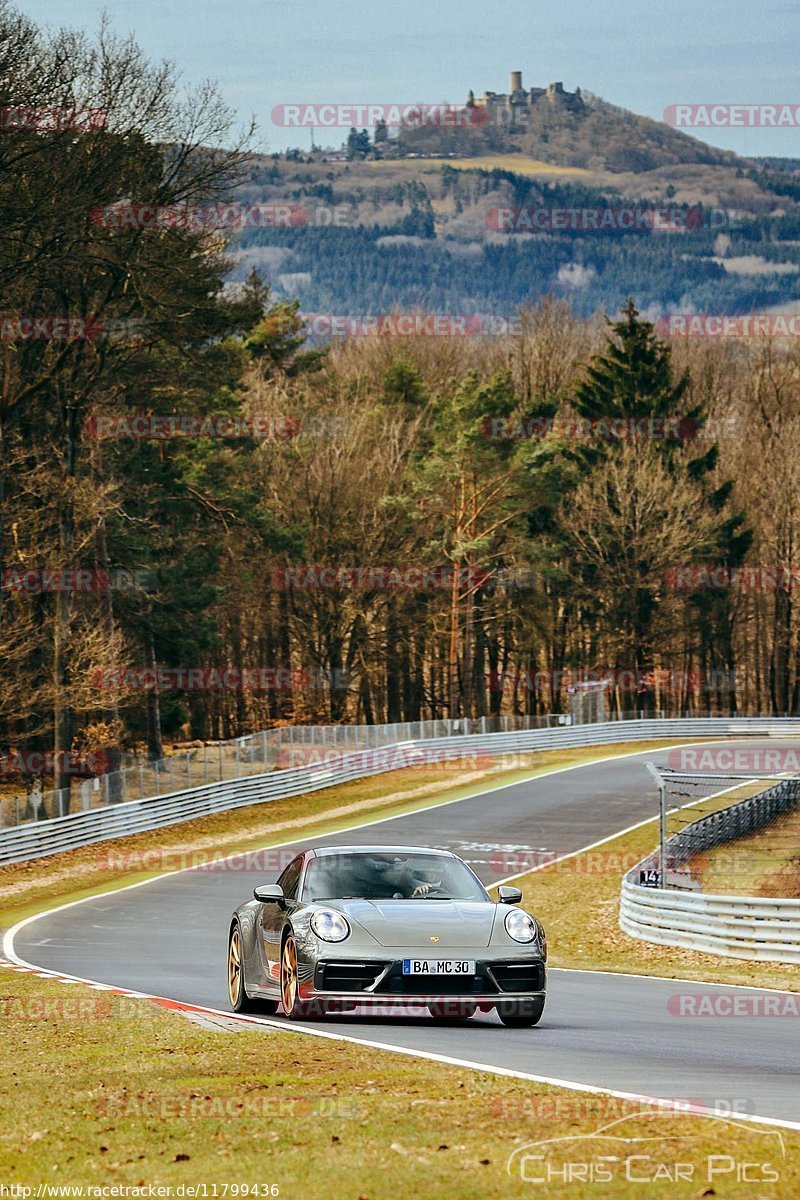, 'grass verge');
698,806,800,898
0,967,797,1197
